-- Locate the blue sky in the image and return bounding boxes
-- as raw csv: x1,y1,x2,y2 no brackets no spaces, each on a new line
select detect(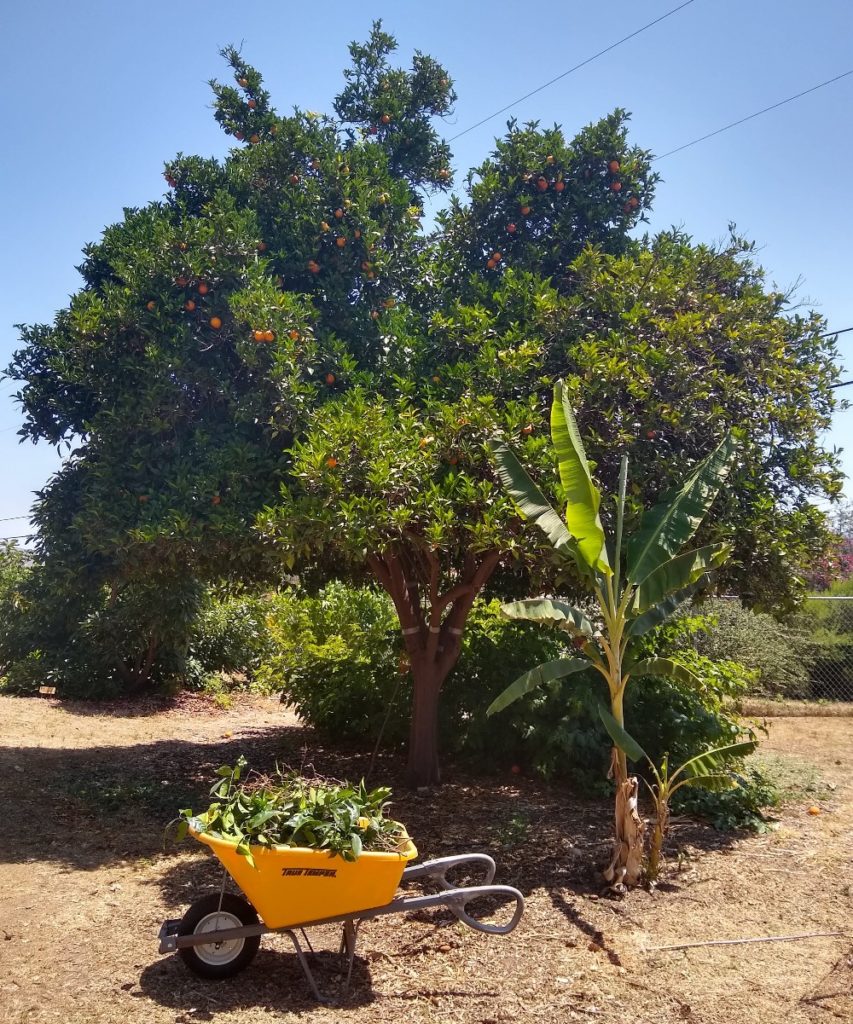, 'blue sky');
1,0,851,537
